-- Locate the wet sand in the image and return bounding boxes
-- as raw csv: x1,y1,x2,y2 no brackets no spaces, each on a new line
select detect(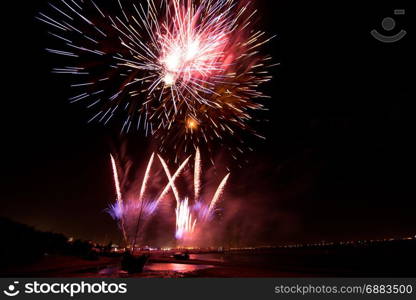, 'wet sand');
1,253,307,278
3,241,416,277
